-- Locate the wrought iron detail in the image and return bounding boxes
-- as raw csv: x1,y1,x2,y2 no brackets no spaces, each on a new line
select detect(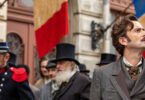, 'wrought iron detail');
91,21,104,50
